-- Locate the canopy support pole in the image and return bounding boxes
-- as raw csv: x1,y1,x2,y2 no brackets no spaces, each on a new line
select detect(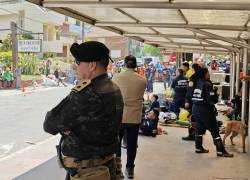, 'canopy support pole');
235,53,240,94
230,53,236,100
